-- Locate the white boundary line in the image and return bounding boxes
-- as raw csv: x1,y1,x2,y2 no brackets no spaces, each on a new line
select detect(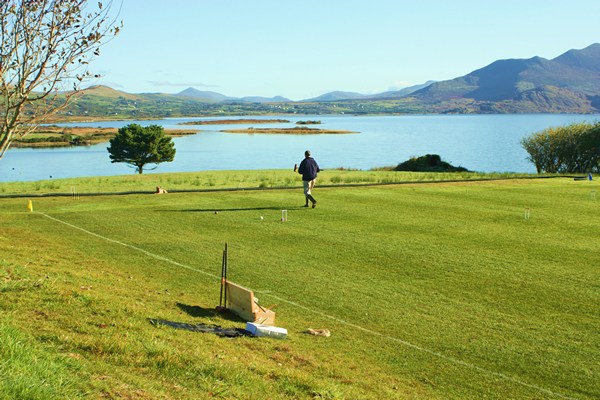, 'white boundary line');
39,212,578,400
40,213,219,280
